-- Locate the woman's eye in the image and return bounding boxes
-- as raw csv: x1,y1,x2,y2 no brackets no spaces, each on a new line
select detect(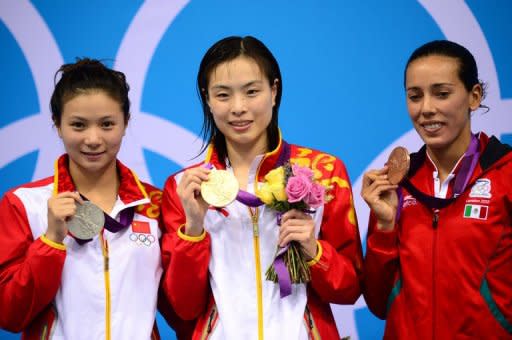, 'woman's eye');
102,121,115,128
247,89,260,96
436,92,450,99
70,122,85,129
408,94,421,101
215,93,229,99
